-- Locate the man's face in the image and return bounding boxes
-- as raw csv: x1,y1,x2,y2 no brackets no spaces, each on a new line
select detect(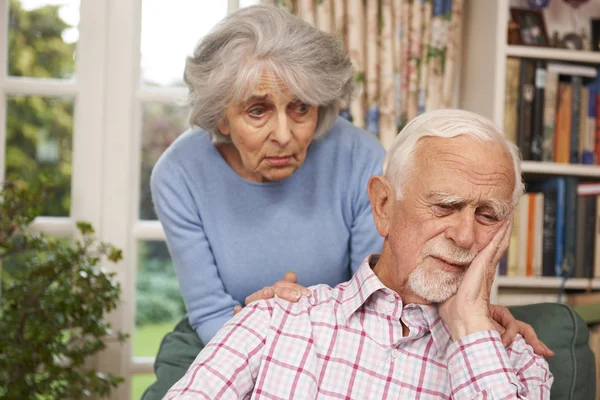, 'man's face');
385,135,515,304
